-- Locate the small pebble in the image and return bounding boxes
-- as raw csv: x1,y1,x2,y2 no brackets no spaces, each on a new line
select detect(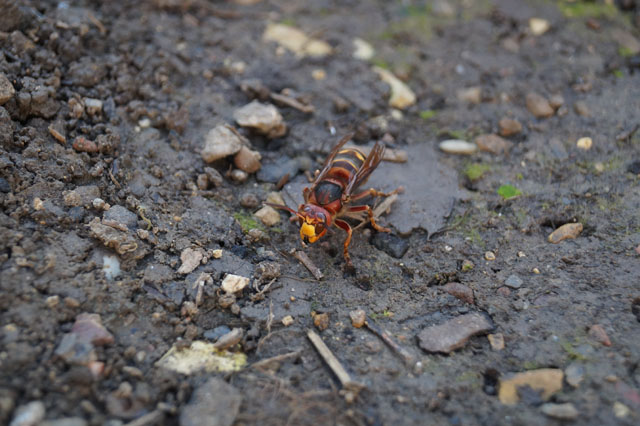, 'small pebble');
9,401,45,426
548,223,583,244
488,333,505,350
540,402,578,420
201,125,244,163
349,309,366,328
576,137,592,150
532,267,540,274
613,402,631,418
221,274,249,294
442,282,474,304
485,251,496,261
526,92,554,118
212,328,243,350
461,259,474,272
230,169,248,183
313,312,329,331
254,205,280,226
588,324,611,346
565,363,585,388
353,38,374,60
72,136,99,153
439,139,477,155
504,274,523,289
234,146,262,173
457,87,482,104
373,66,416,110
498,118,522,137
311,69,326,80
497,287,511,297
282,315,294,326
265,191,285,207
45,295,60,308
475,134,513,155
548,94,564,110
529,17,550,35
240,193,260,209
233,101,286,138
196,174,208,190
574,101,591,117
0,72,15,105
